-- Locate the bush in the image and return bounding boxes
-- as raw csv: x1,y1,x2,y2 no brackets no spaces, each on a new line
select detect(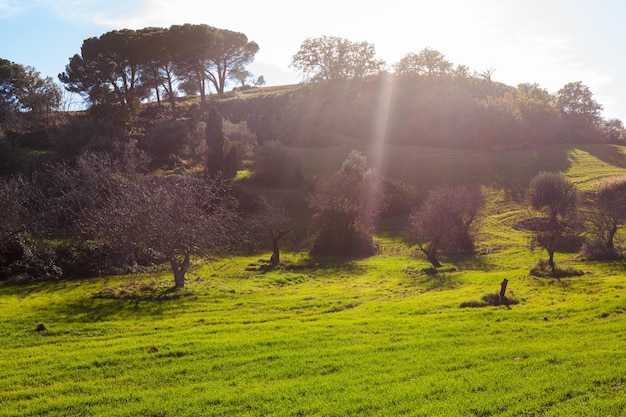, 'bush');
310,227,378,258
580,237,623,261
460,293,519,308
56,117,127,159
380,178,419,217
253,140,303,188
0,234,61,282
141,119,192,167
54,241,158,279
